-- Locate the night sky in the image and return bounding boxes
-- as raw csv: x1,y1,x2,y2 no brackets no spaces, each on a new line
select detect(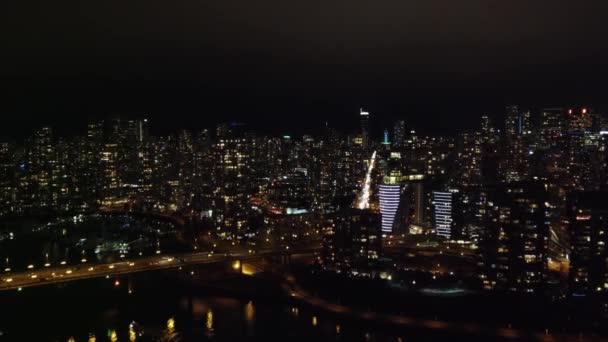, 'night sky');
2,0,608,138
